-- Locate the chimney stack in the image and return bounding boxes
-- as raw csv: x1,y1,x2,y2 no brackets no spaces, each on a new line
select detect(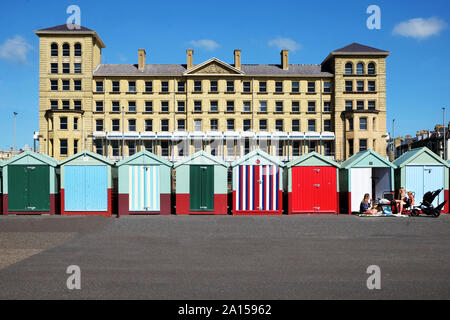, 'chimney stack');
234,49,241,70
138,49,146,70
281,50,289,70
187,49,194,69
